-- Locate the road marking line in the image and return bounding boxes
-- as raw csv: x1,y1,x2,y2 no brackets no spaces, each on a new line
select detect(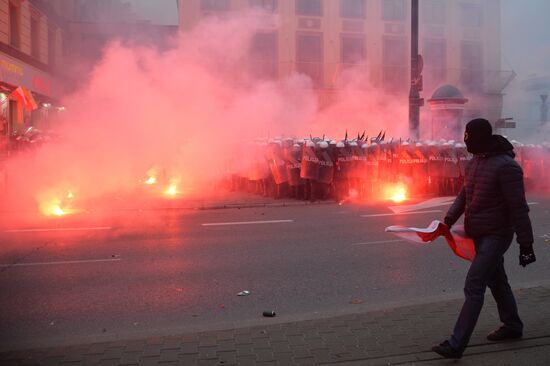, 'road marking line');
202,219,294,226
388,201,537,214
4,226,112,233
389,197,455,213
351,239,406,246
0,258,122,268
361,210,442,218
